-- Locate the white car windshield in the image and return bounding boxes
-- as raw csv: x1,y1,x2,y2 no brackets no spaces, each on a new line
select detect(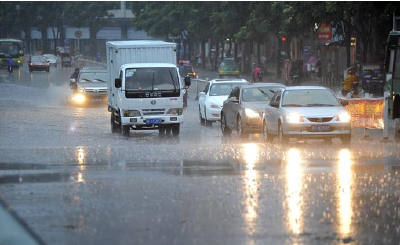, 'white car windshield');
282,89,340,107
242,87,281,102
209,83,246,96
125,67,179,91
79,72,107,83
